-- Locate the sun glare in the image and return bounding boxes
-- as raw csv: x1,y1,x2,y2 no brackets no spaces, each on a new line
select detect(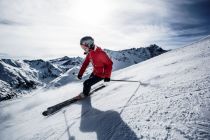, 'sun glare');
71,0,111,25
